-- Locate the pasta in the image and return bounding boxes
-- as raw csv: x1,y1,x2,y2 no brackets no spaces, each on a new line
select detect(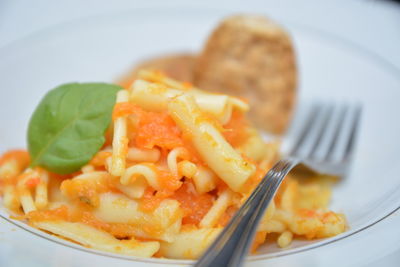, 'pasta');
168,94,256,192
0,70,346,259
32,221,160,257
111,90,130,176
